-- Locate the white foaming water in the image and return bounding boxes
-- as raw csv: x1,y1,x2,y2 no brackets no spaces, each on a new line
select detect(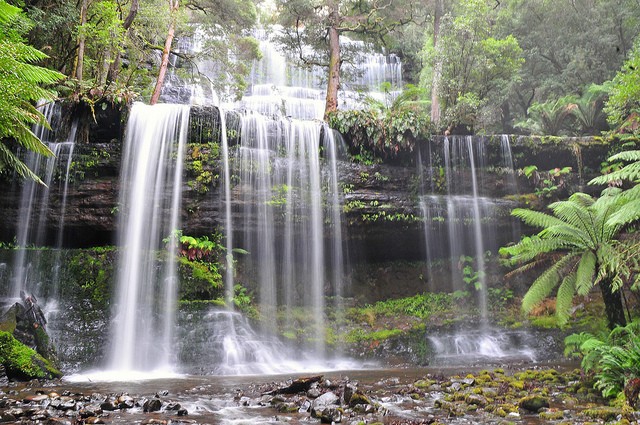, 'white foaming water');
108,102,189,373
428,329,536,365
